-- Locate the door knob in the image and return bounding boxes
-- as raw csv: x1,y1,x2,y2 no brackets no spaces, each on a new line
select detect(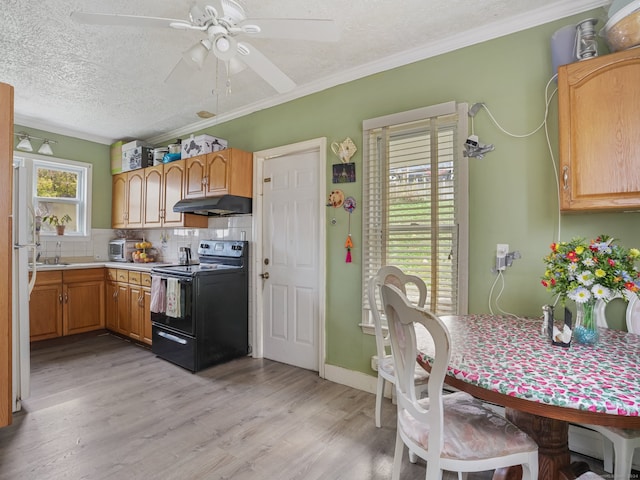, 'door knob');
260,272,270,279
